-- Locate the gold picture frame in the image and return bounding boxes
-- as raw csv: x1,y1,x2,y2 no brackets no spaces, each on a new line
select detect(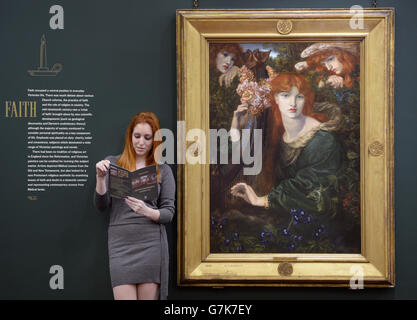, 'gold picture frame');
176,8,395,287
